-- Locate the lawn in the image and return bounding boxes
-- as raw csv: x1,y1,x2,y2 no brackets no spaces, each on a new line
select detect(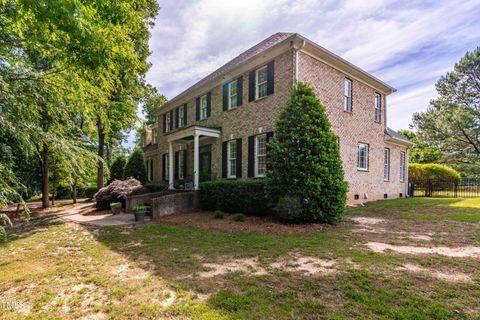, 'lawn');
1,198,480,319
